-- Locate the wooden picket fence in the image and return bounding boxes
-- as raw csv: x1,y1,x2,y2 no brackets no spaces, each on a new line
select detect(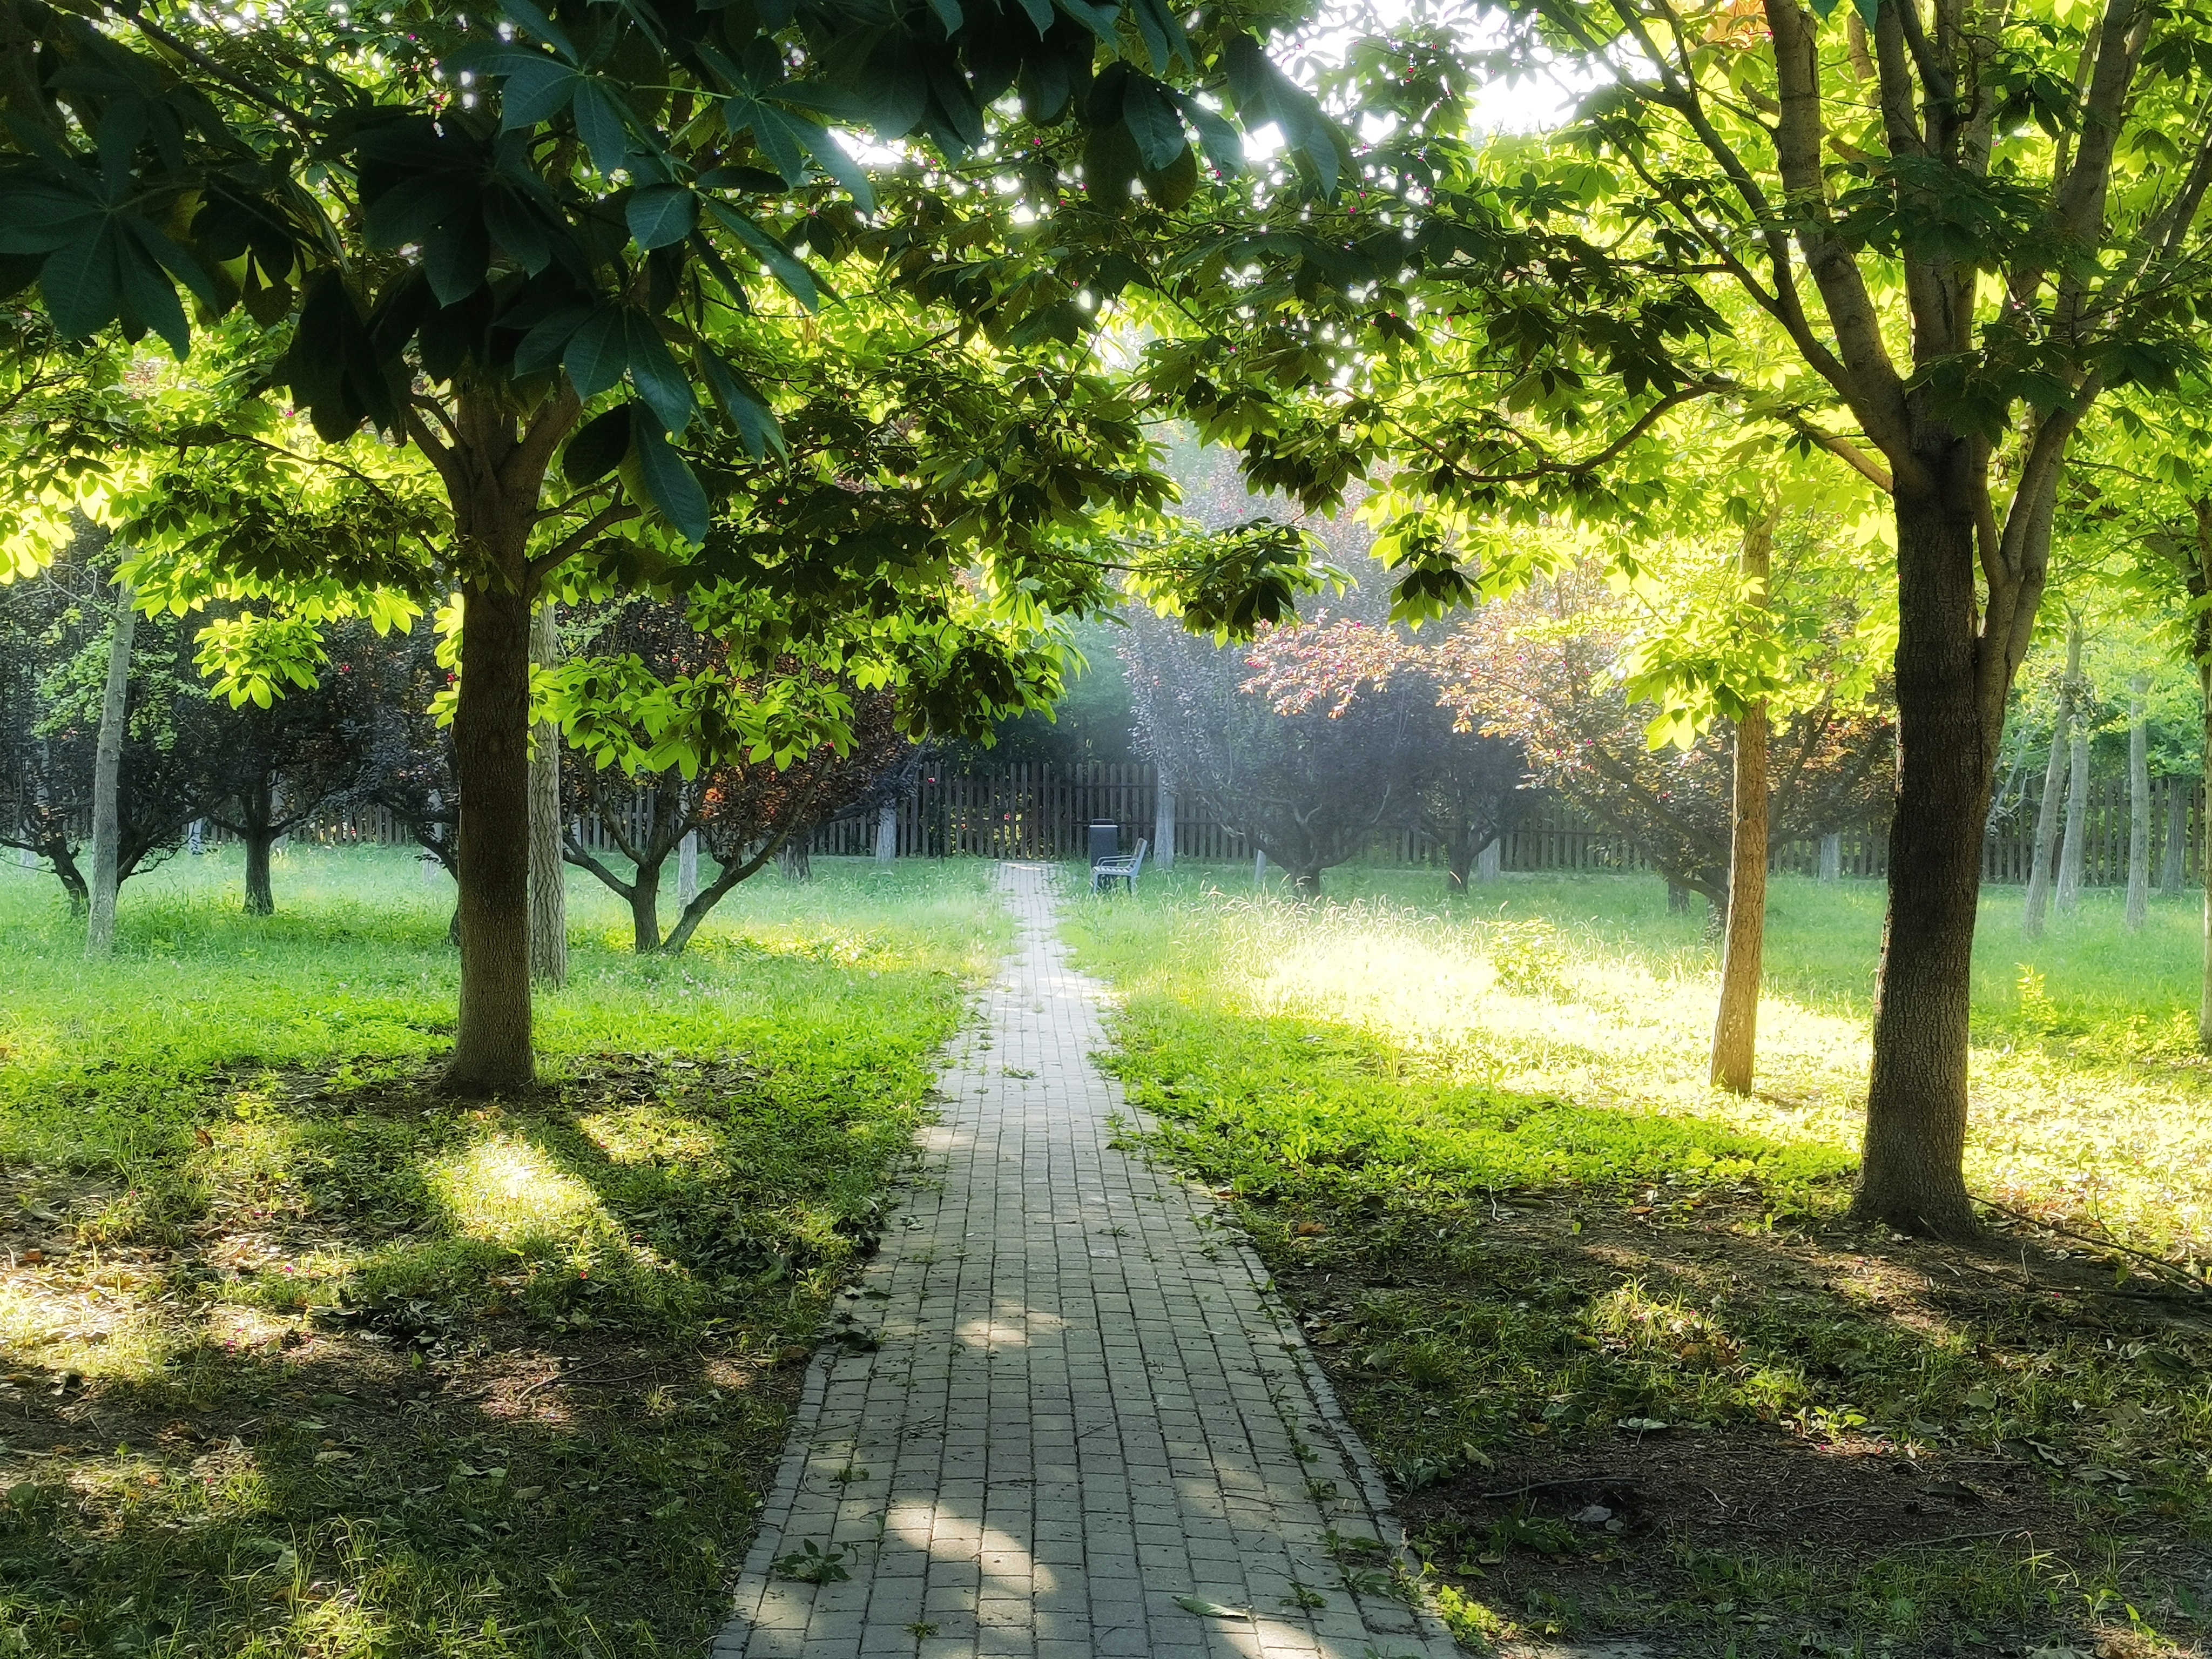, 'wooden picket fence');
153,762,2212,887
